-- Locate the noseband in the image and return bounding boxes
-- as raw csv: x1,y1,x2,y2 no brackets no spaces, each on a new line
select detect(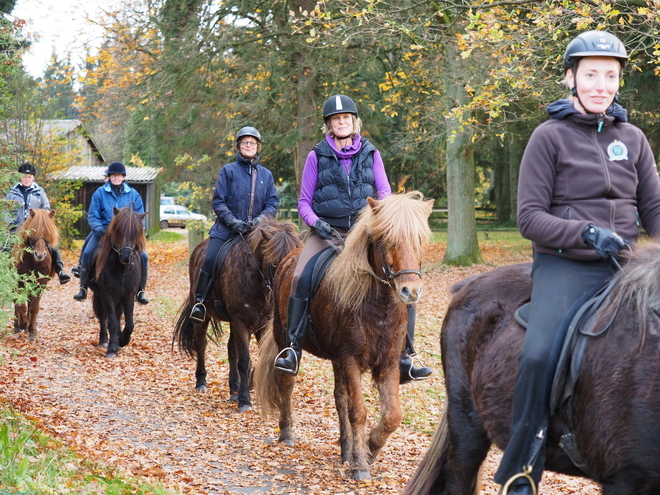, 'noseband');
113,245,138,263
